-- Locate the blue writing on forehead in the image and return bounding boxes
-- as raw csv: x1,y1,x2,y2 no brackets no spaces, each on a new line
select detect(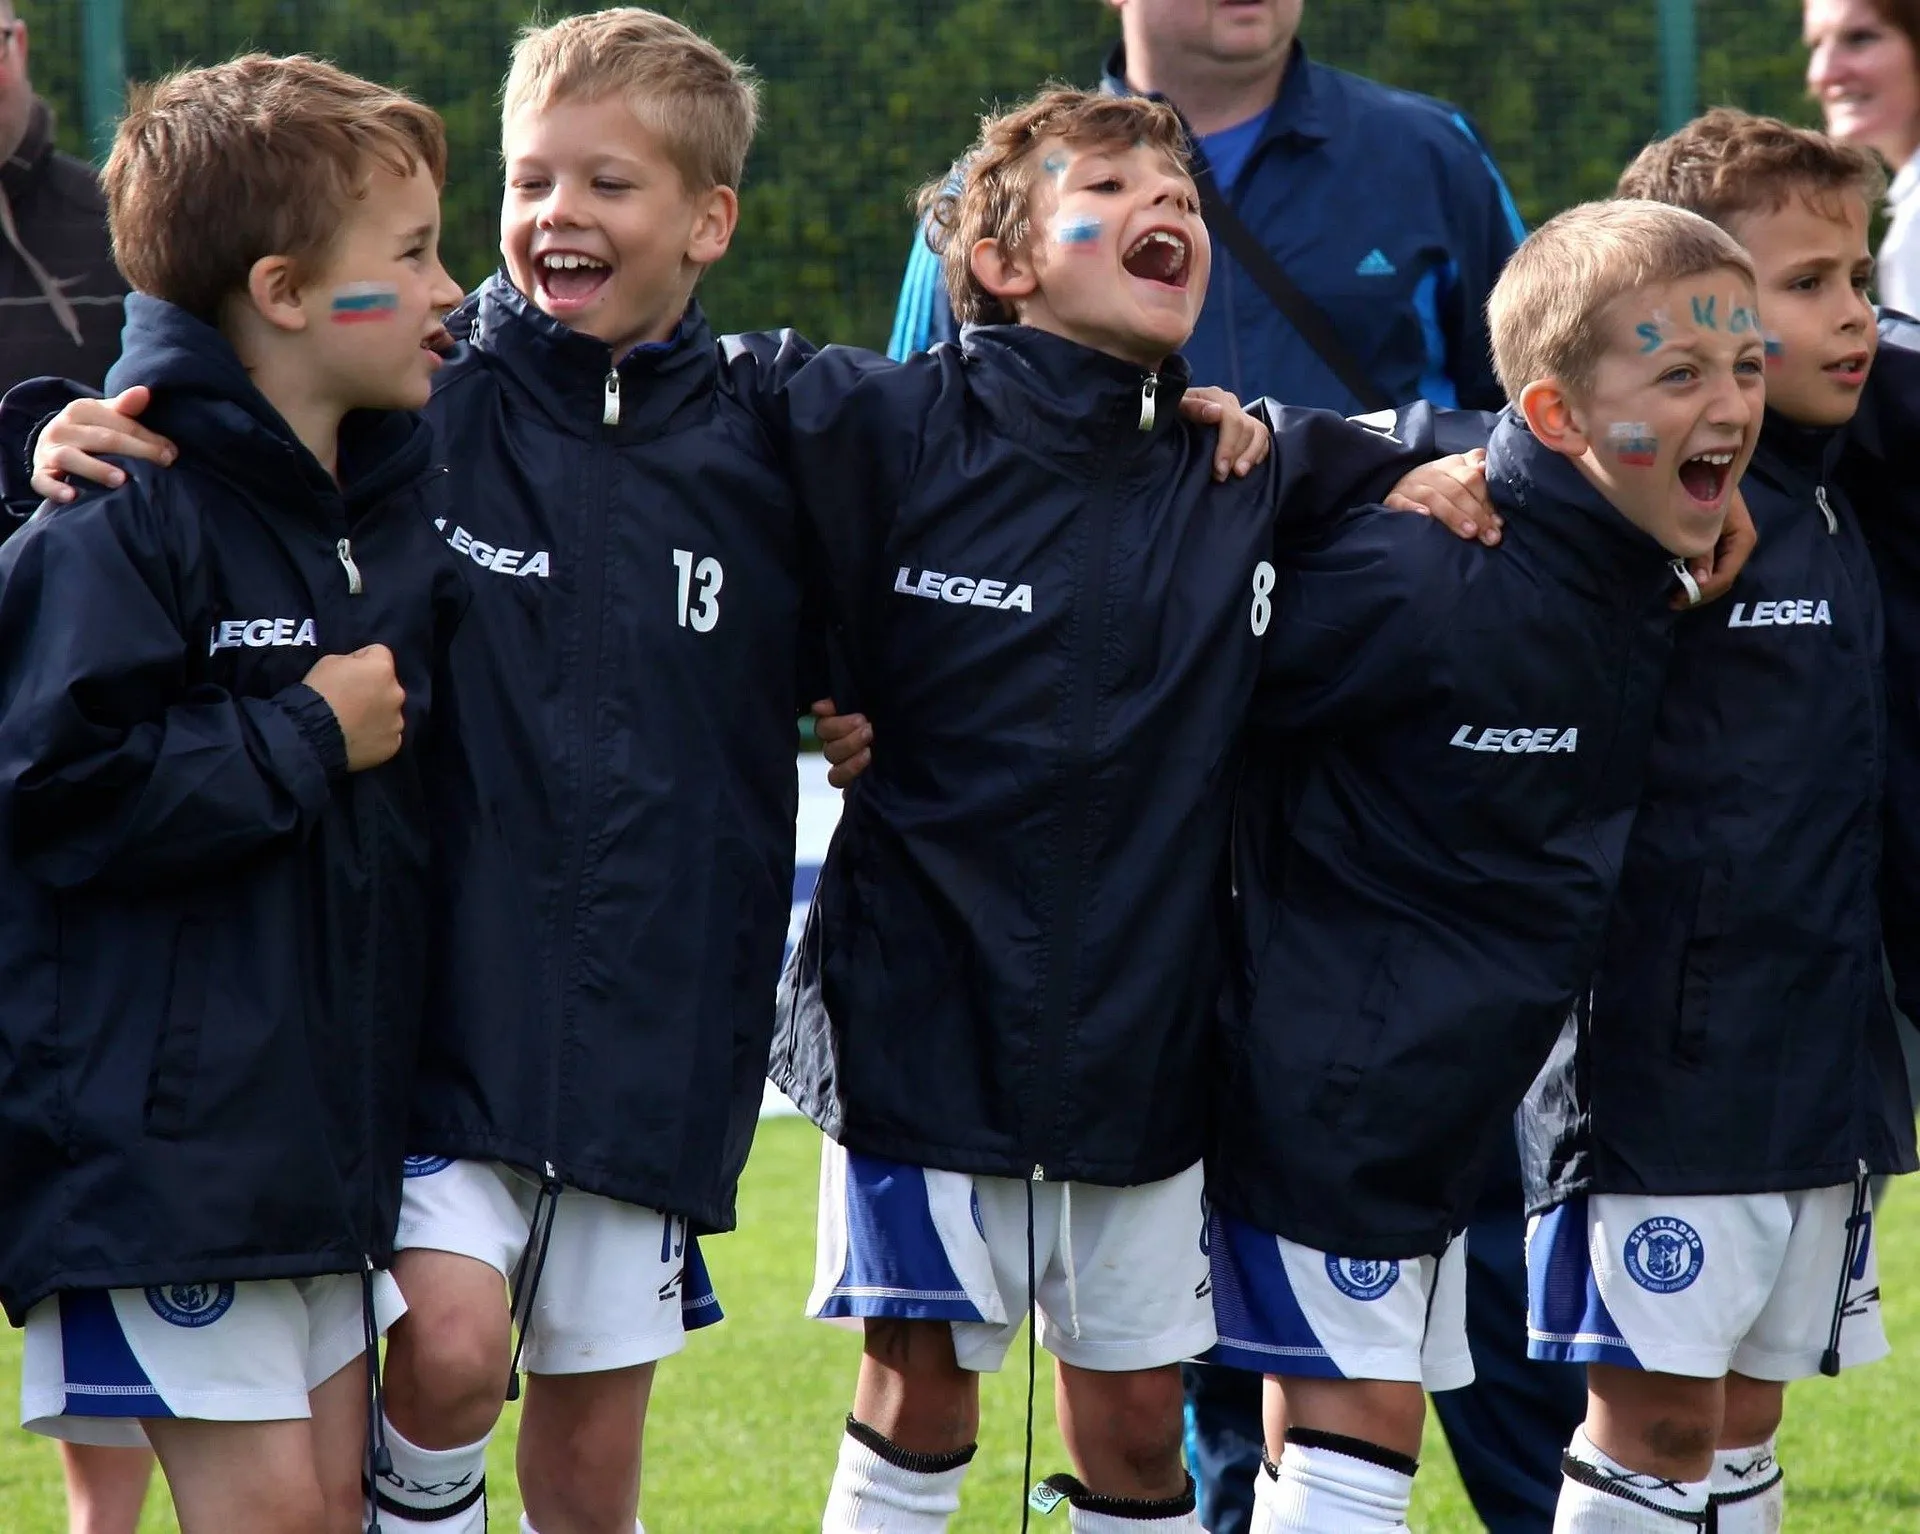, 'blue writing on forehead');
1691,295,1718,329
1042,153,1067,177
1636,322,1664,354
1729,305,1755,334
1056,214,1102,244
